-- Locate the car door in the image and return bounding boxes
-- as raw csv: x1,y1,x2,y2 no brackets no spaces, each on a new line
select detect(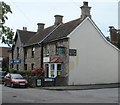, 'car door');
5,74,11,85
